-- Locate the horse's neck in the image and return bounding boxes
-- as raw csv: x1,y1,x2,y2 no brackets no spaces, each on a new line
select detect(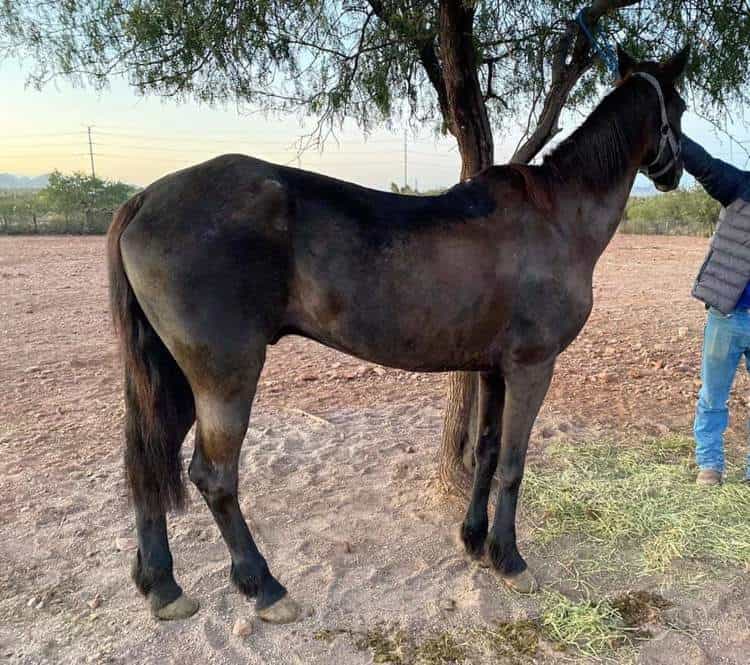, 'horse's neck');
553,140,644,259
579,170,639,258
545,91,649,257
